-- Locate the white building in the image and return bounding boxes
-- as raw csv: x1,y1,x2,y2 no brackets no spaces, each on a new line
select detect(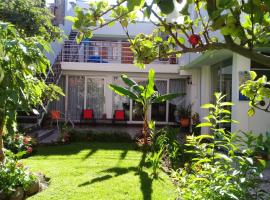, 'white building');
48,0,270,135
